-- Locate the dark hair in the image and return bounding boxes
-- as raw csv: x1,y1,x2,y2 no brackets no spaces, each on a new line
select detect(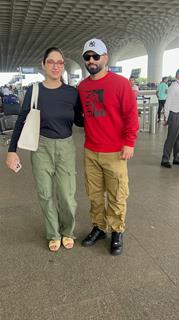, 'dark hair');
43,47,65,83
162,77,168,82
43,47,65,64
